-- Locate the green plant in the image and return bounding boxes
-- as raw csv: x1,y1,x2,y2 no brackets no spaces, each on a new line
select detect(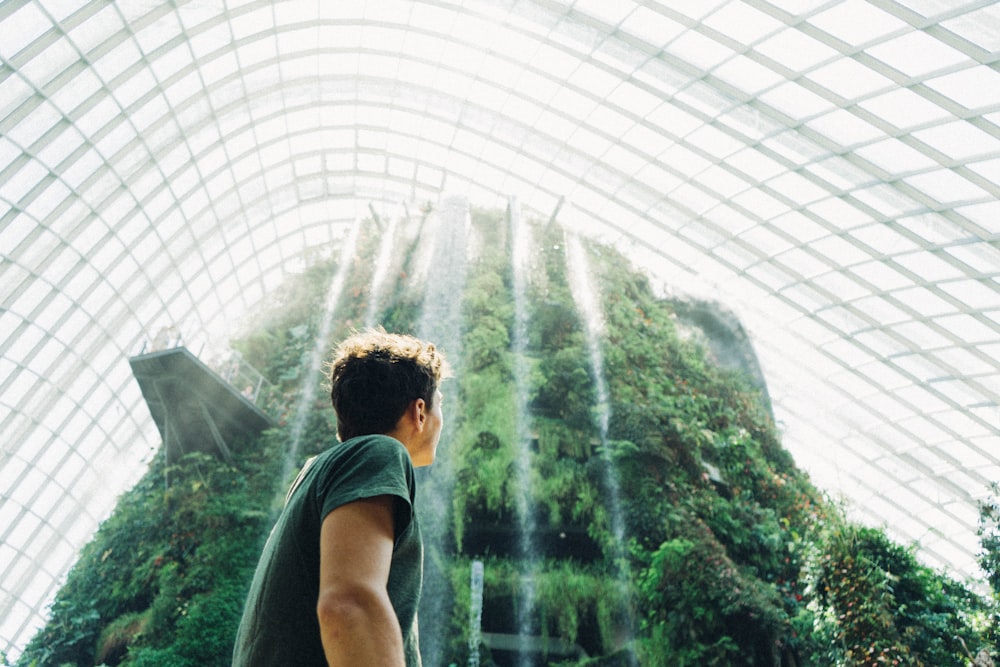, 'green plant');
22,208,993,667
